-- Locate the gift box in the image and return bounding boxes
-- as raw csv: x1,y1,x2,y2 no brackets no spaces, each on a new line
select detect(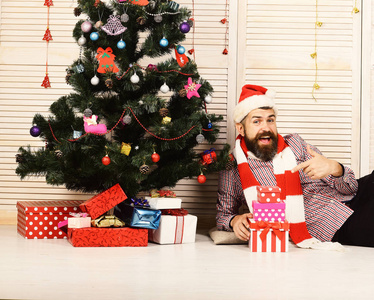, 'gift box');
67,227,148,247
200,148,217,165
114,202,161,230
68,216,91,228
79,183,127,219
17,200,84,239
252,201,286,222
145,196,182,210
58,213,91,233
149,209,197,244
256,186,282,203
249,220,289,252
